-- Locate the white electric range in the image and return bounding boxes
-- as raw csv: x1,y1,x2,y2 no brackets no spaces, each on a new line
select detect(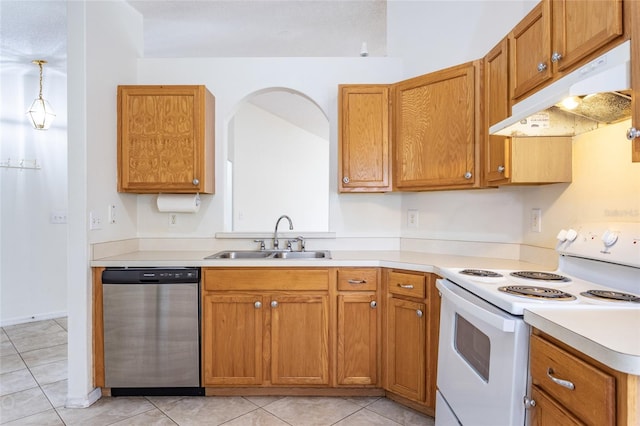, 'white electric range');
434,222,640,426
